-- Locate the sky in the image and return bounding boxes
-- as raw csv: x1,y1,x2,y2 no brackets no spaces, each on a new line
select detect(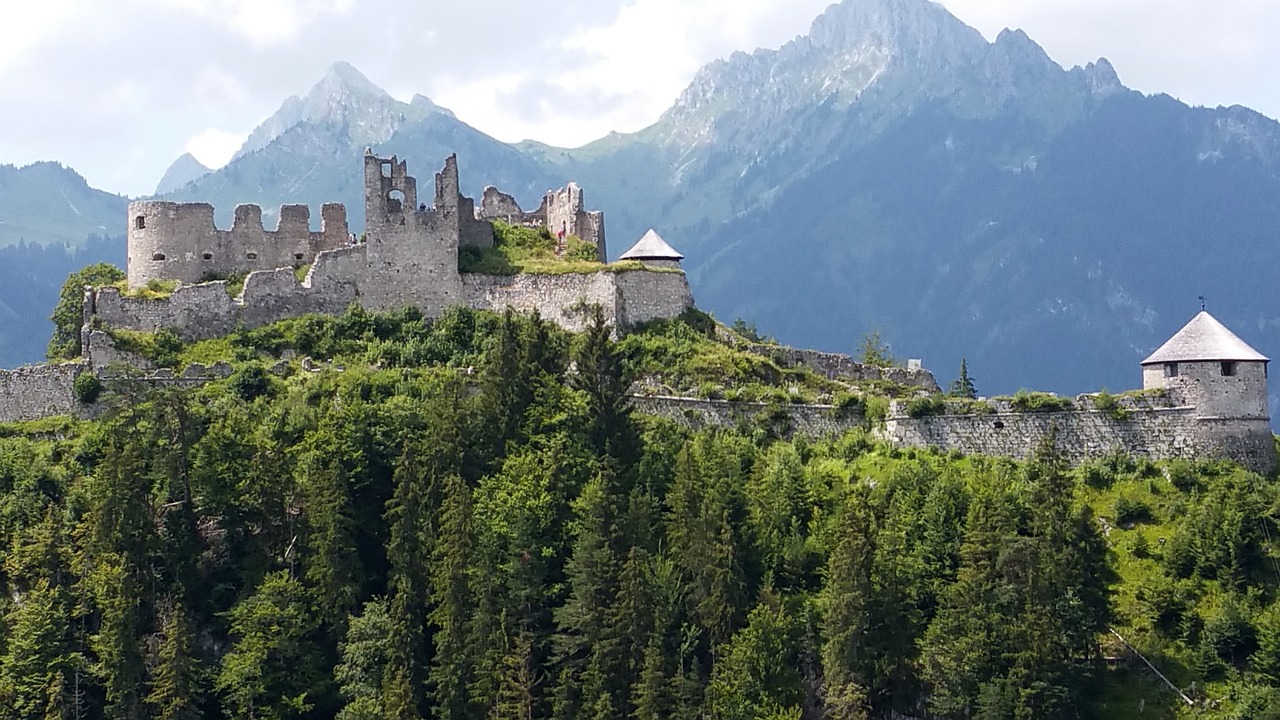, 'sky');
1,0,1278,197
